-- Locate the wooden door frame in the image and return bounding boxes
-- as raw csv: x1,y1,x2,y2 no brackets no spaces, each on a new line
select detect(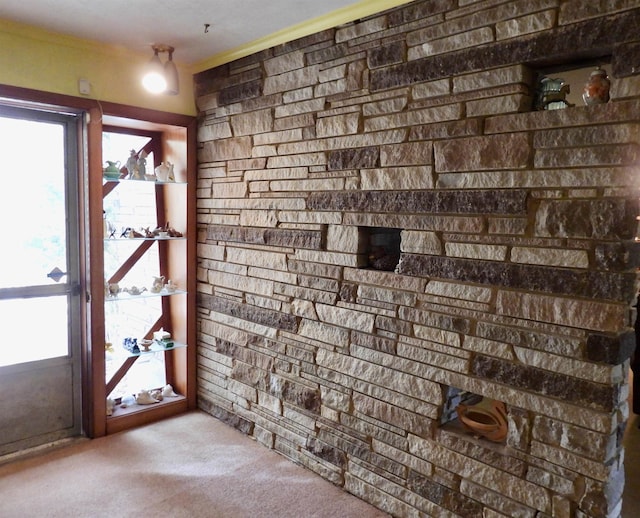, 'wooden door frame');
0,84,196,438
